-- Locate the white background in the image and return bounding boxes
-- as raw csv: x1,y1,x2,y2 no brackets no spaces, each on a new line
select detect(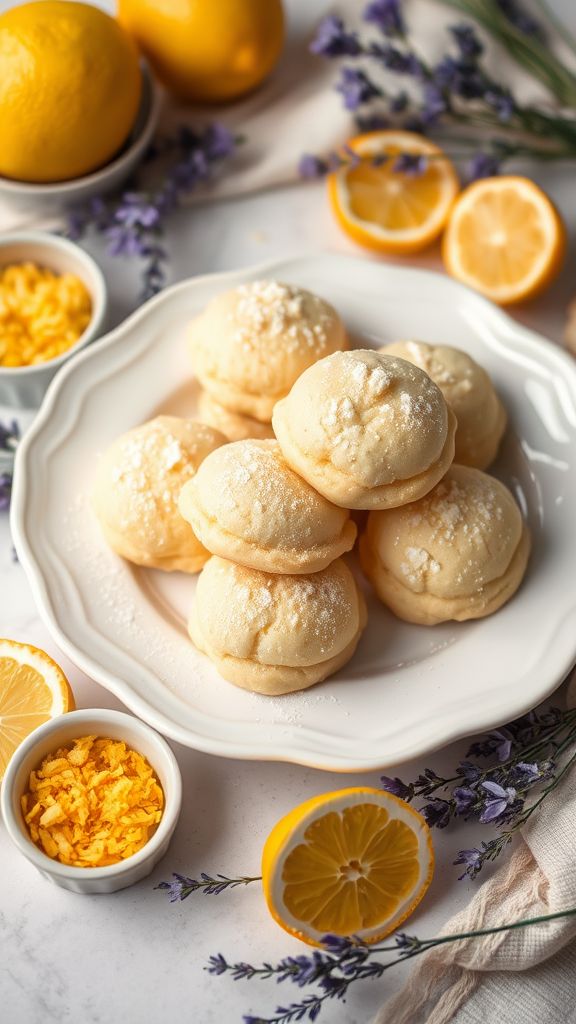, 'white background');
1,1,575,1022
